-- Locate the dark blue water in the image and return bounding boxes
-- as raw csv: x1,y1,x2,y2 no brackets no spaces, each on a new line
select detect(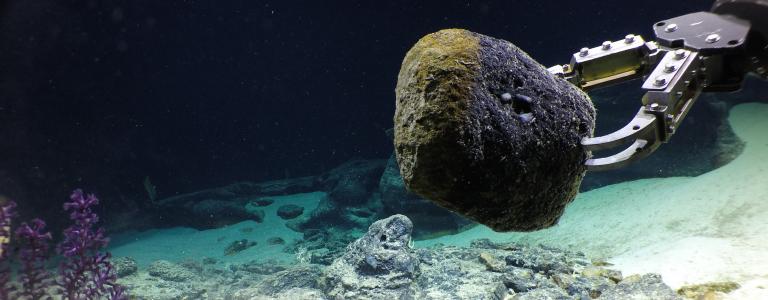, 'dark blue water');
0,1,708,217
7,1,763,298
